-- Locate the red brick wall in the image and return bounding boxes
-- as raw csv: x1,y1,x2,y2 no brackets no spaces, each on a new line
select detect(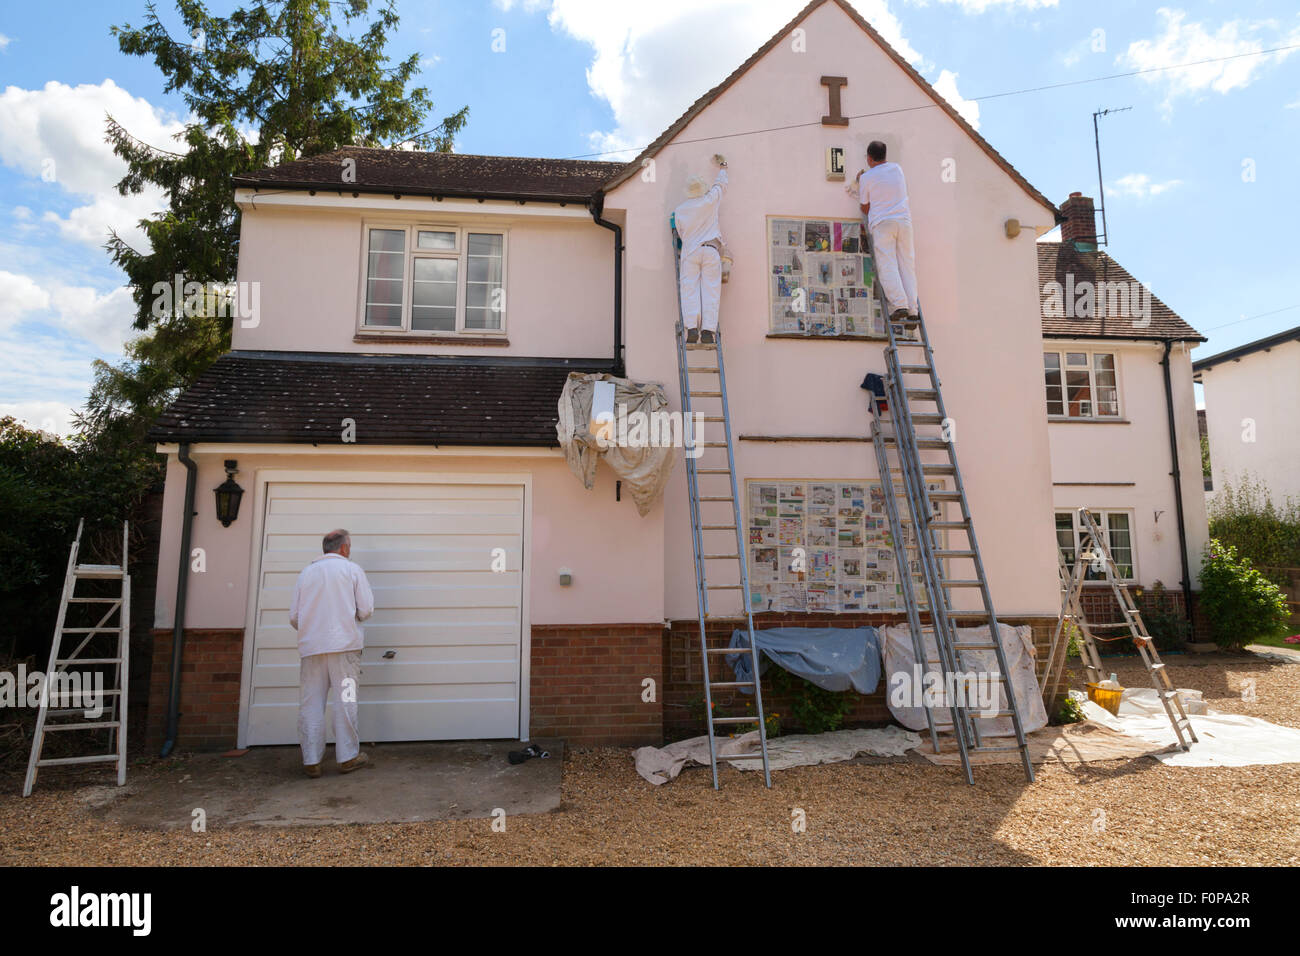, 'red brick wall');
145,628,244,753
665,613,1058,741
529,624,664,747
